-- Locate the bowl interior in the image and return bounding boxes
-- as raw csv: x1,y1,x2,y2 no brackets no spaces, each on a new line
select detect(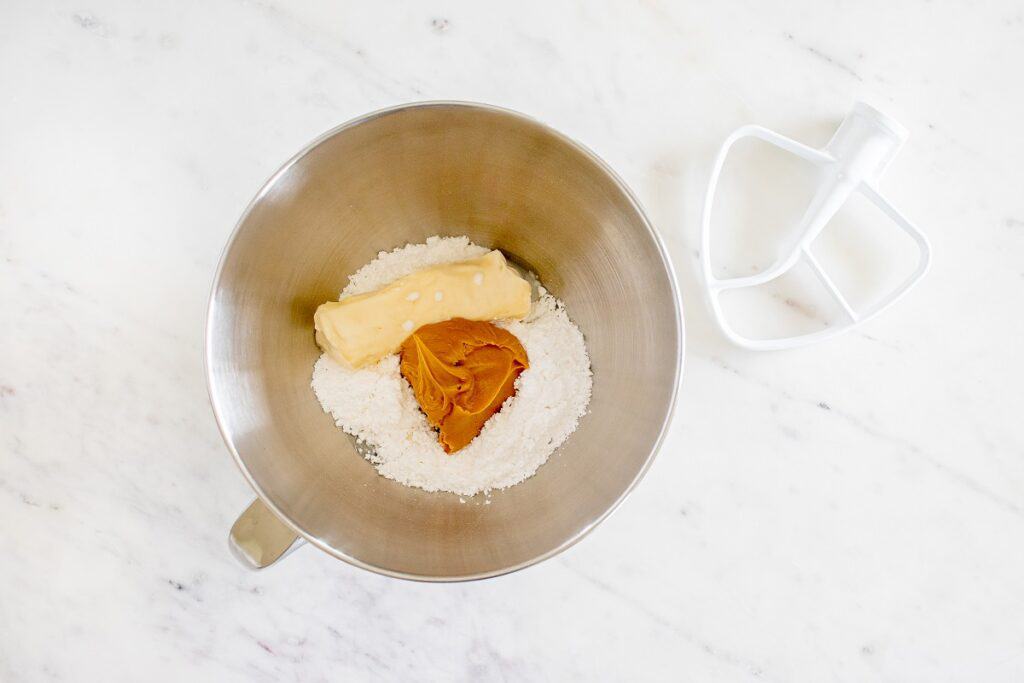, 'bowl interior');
208,104,680,579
